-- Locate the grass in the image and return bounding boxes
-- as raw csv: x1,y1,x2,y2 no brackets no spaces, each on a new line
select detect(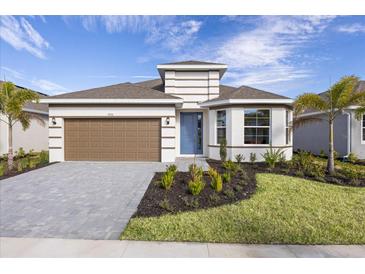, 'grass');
121,174,365,244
